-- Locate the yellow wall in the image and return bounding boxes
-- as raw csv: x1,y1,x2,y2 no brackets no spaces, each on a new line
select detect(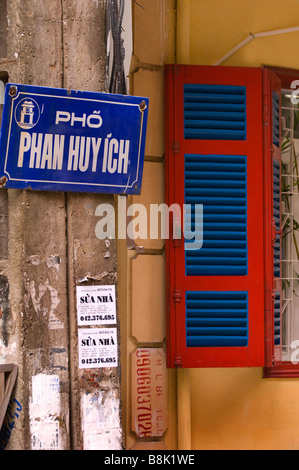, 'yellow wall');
123,0,299,452
177,0,299,450
191,369,299,450
178,0,299,68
